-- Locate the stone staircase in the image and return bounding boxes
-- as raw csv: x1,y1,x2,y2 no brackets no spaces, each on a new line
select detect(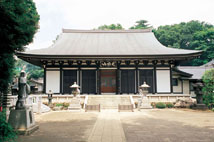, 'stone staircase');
87,95,131,109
